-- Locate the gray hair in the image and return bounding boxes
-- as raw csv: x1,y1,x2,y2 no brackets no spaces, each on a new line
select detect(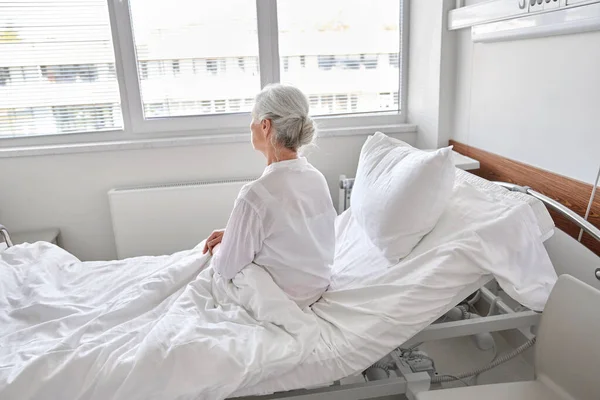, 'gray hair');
253,84,316,151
